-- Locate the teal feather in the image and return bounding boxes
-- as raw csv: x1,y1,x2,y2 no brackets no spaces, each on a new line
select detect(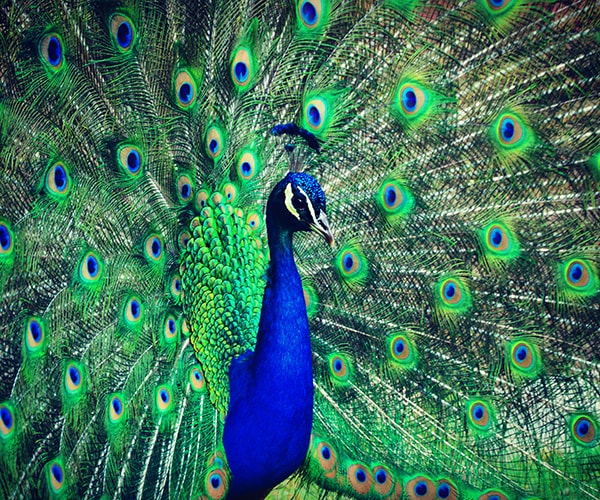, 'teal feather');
1,0,599,498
